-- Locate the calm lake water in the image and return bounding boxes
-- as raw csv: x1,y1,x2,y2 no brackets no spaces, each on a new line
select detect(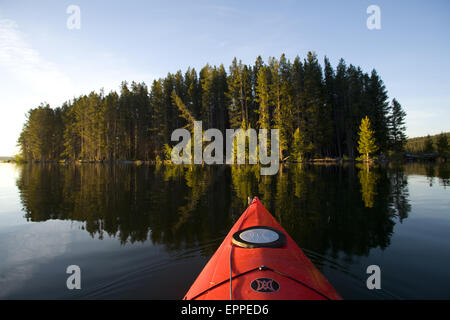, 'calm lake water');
0,162,449,299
